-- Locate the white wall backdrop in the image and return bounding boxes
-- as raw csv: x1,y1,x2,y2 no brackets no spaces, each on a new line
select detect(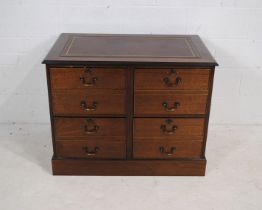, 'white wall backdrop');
0,0,262,125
